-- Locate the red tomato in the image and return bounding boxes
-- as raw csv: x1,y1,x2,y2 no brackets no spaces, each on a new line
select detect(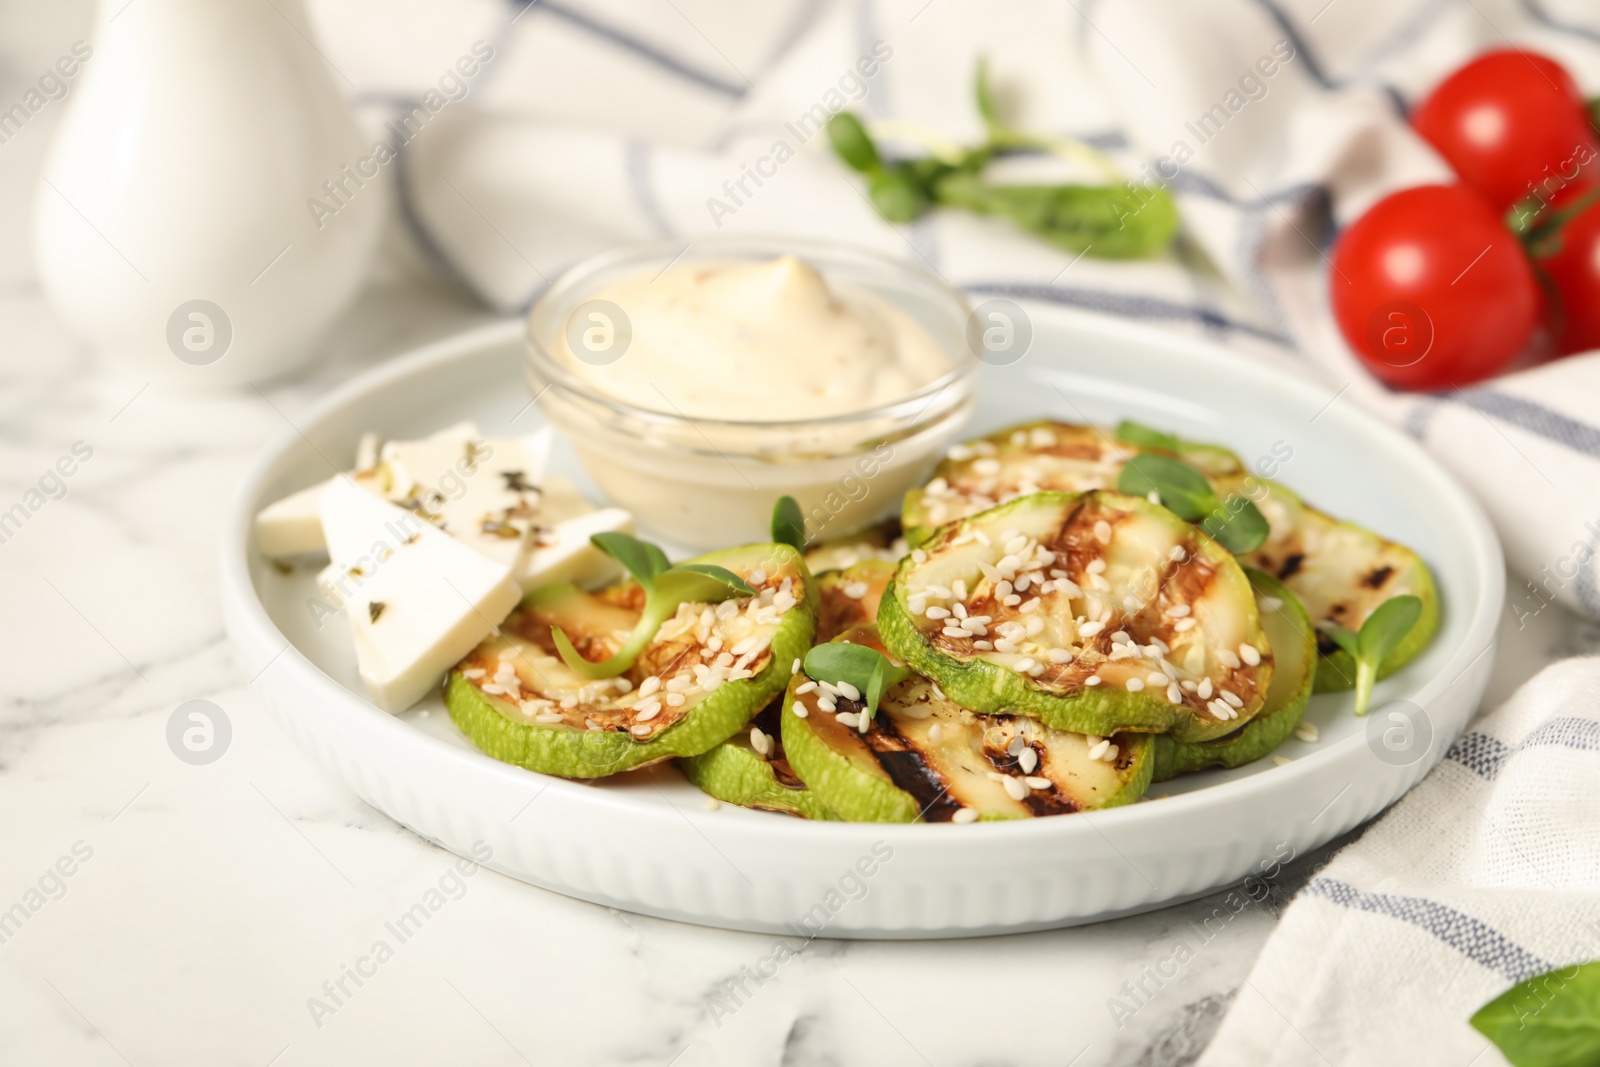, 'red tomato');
1330,185,1541,389
1534,190,1600,355
1411,49,1599,214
